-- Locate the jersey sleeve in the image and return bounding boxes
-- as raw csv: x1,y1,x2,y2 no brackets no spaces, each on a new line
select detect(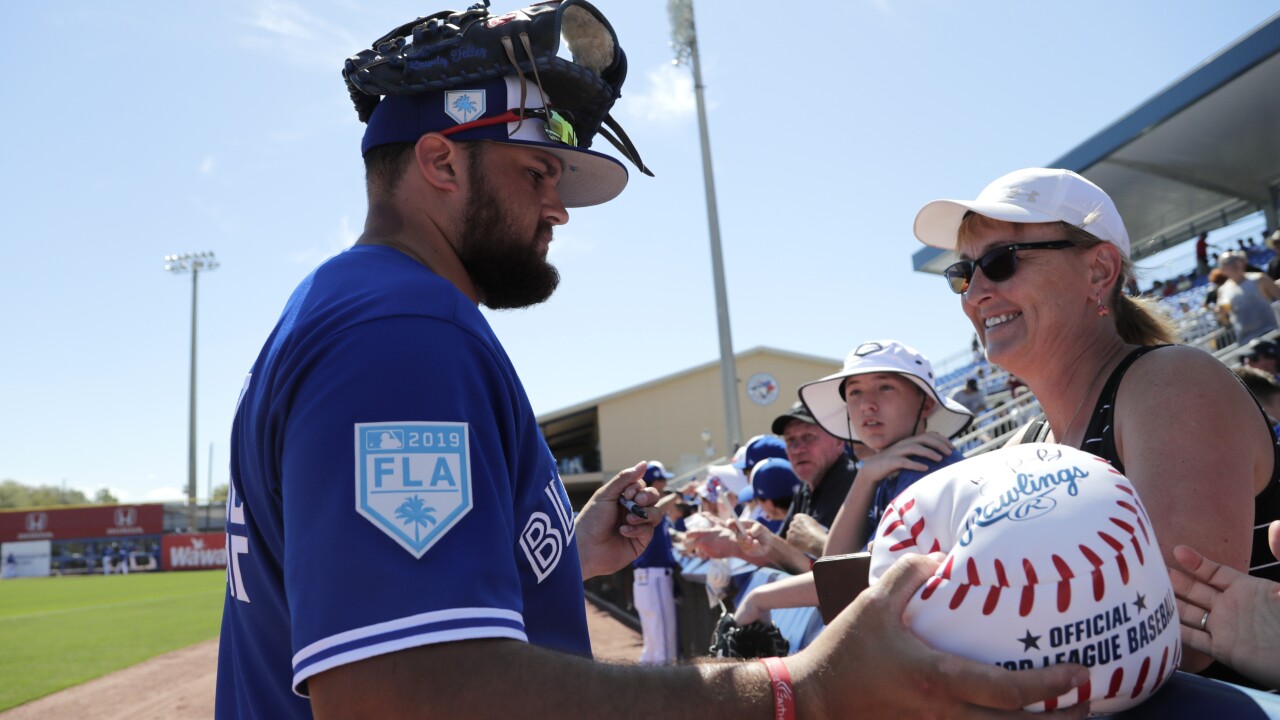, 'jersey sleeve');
278,315,529,694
